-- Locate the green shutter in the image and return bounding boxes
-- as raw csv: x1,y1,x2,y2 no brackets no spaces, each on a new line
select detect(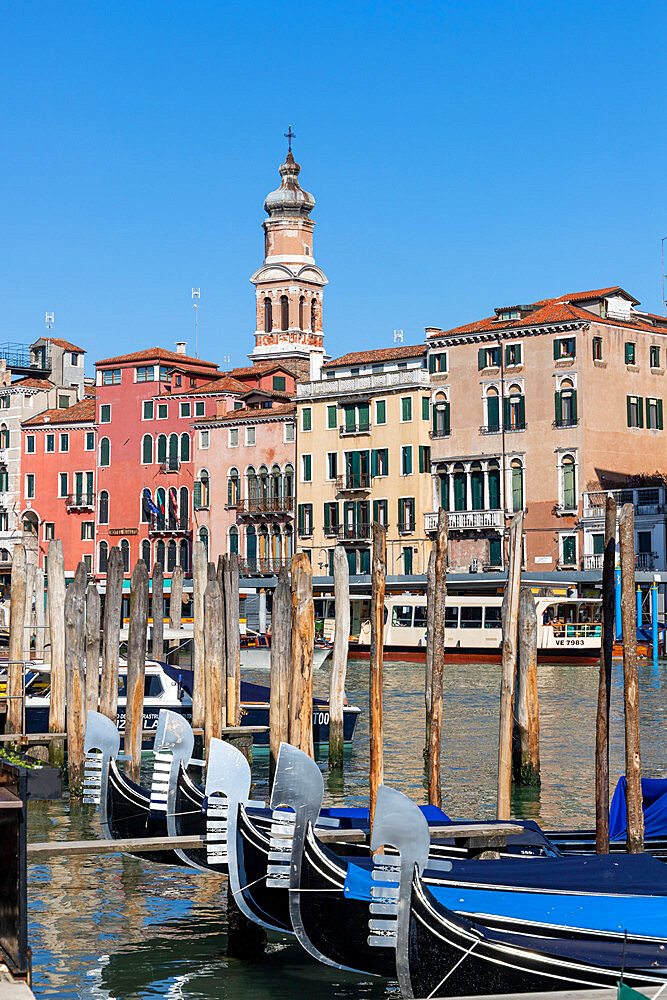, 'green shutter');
487,395,499,430
488,470,500,509
638,396,644,428
193,481,202,508
505,345,511,366
344,404,355,429
658,399,664,430
571,389,578,422
373,500,380,522
371,449,379,478
323,503,331,532
625,343,632,364
302,408,311,430
380,448,388,474
518,395,525,429
398,498,405,525
303,455,311,480
627,396,632,427
553,339,560,361
402,397,412,421
453,473,466,511
478,348,485,370
489,536,501,566
429,354,436,373
440,475,449,510
515,344,522,364
298,504,305,533
444,401,450,435
554,391,562,424
404,446,412,475
358,402,370,428
327,405,337,428
471,472,483,510
376,399,386,424
422,396,430,420
503,397,510,428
